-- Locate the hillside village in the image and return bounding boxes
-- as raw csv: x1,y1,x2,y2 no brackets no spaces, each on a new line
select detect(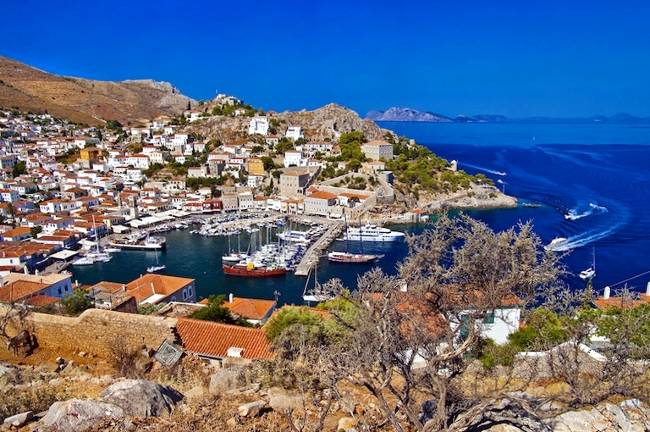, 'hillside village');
0,95,647,431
